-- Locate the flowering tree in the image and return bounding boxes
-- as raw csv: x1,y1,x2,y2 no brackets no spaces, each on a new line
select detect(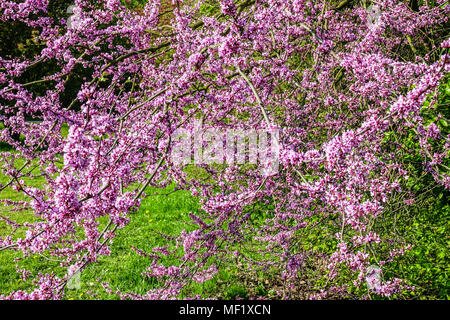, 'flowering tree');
0,0,448,299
